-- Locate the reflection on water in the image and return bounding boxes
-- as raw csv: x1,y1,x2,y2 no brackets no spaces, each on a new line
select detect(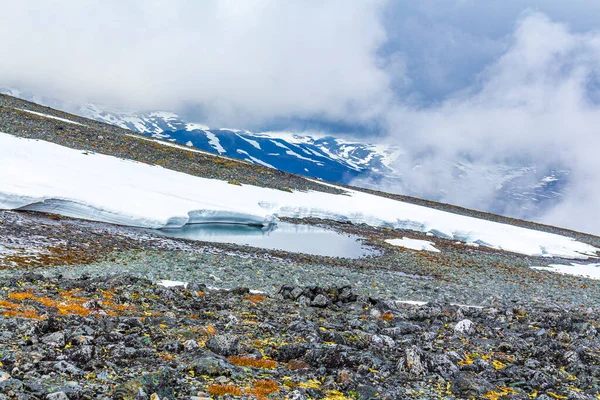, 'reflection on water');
157,222,376,258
